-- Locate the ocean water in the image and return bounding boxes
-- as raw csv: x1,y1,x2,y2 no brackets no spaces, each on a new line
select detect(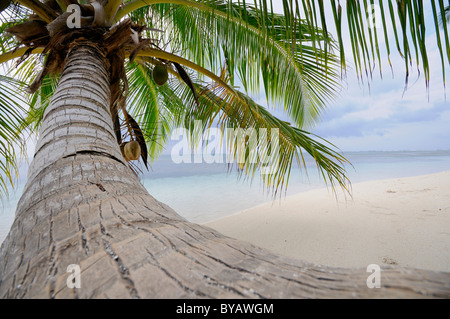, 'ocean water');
1,150,450,243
